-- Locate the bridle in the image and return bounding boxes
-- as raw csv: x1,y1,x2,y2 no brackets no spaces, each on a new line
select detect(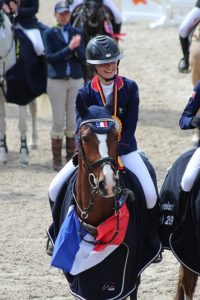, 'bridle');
78,118,121,194
74,118,126,245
